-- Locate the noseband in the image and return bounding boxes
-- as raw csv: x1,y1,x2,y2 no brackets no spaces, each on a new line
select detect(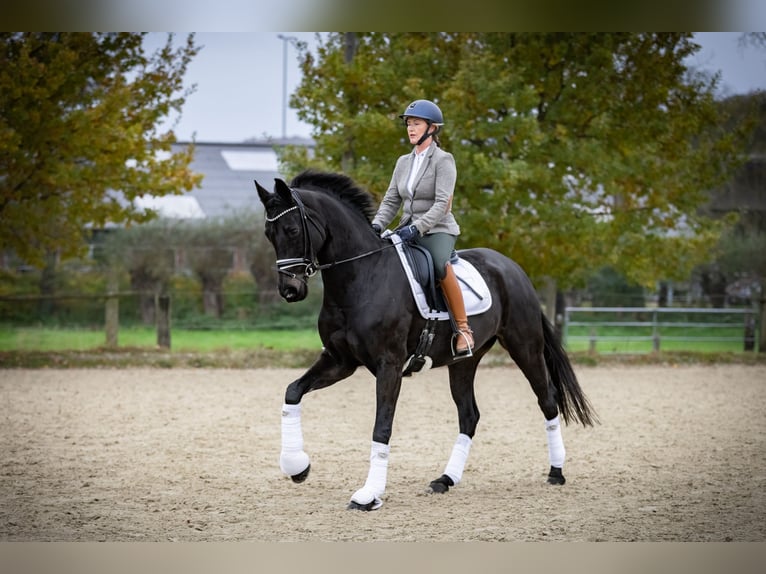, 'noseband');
265,187,396,283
